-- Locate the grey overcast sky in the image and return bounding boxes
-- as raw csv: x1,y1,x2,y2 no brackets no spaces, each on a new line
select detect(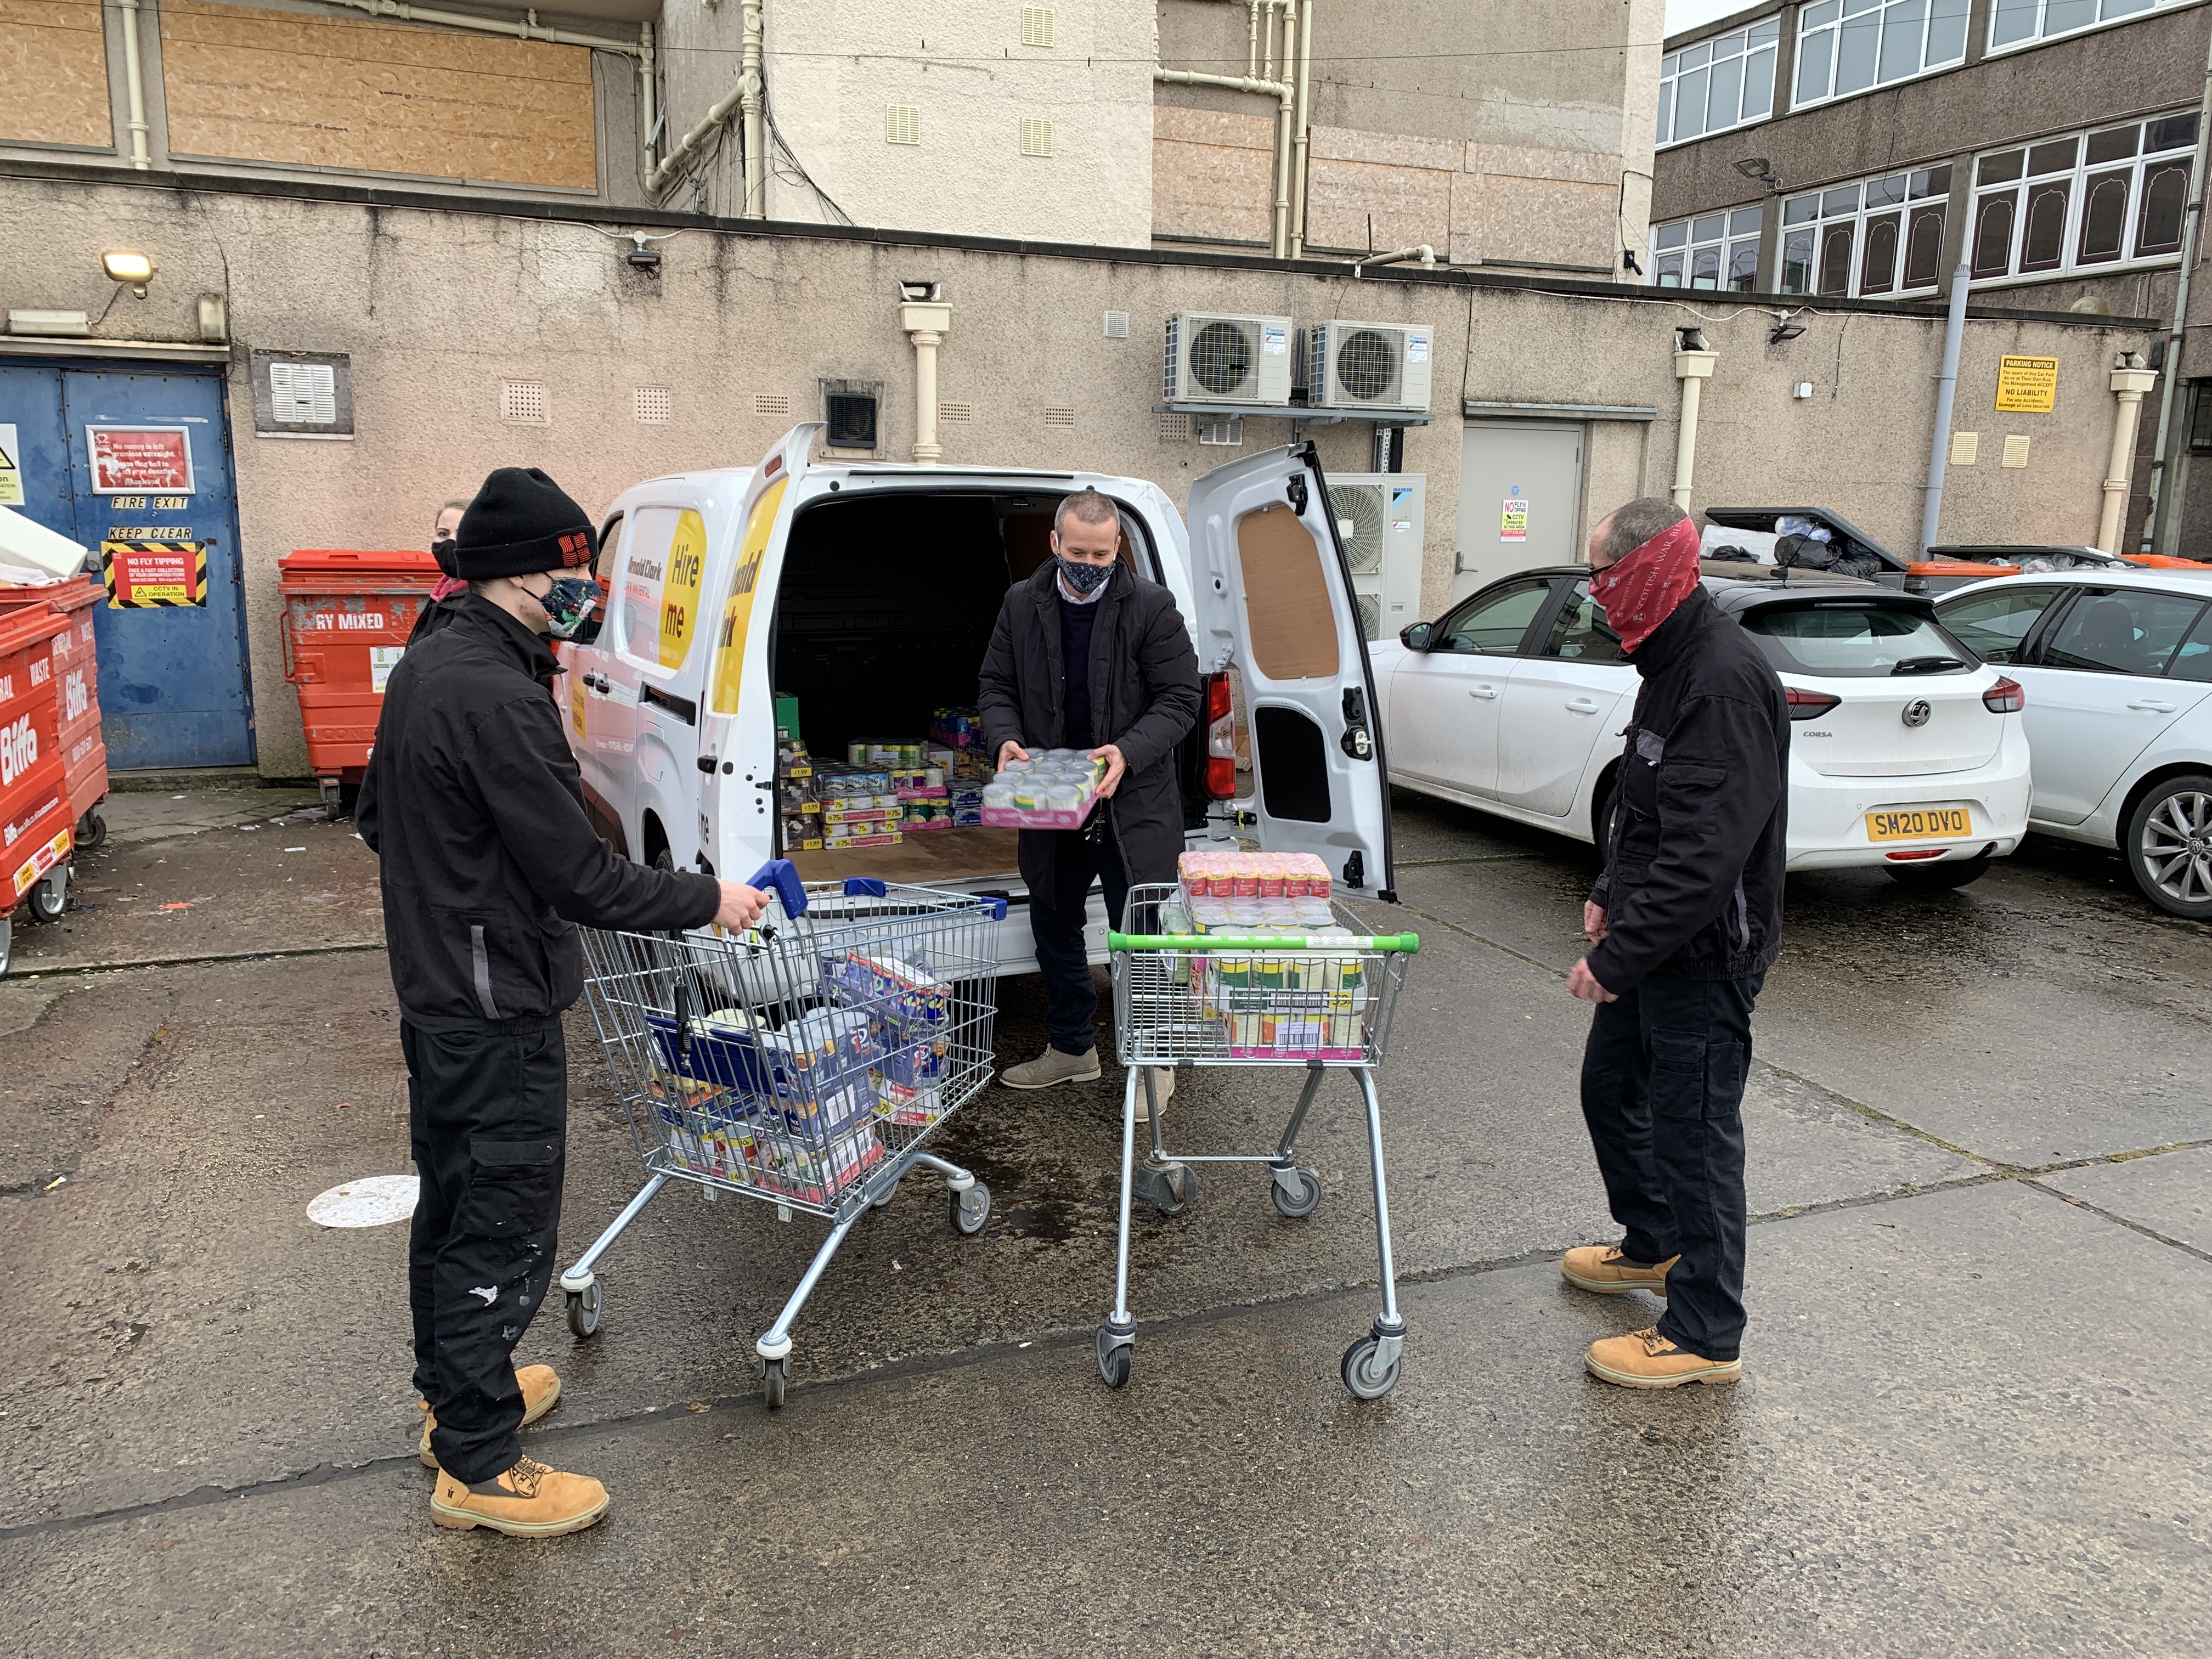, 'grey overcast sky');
1667,0,1758,36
